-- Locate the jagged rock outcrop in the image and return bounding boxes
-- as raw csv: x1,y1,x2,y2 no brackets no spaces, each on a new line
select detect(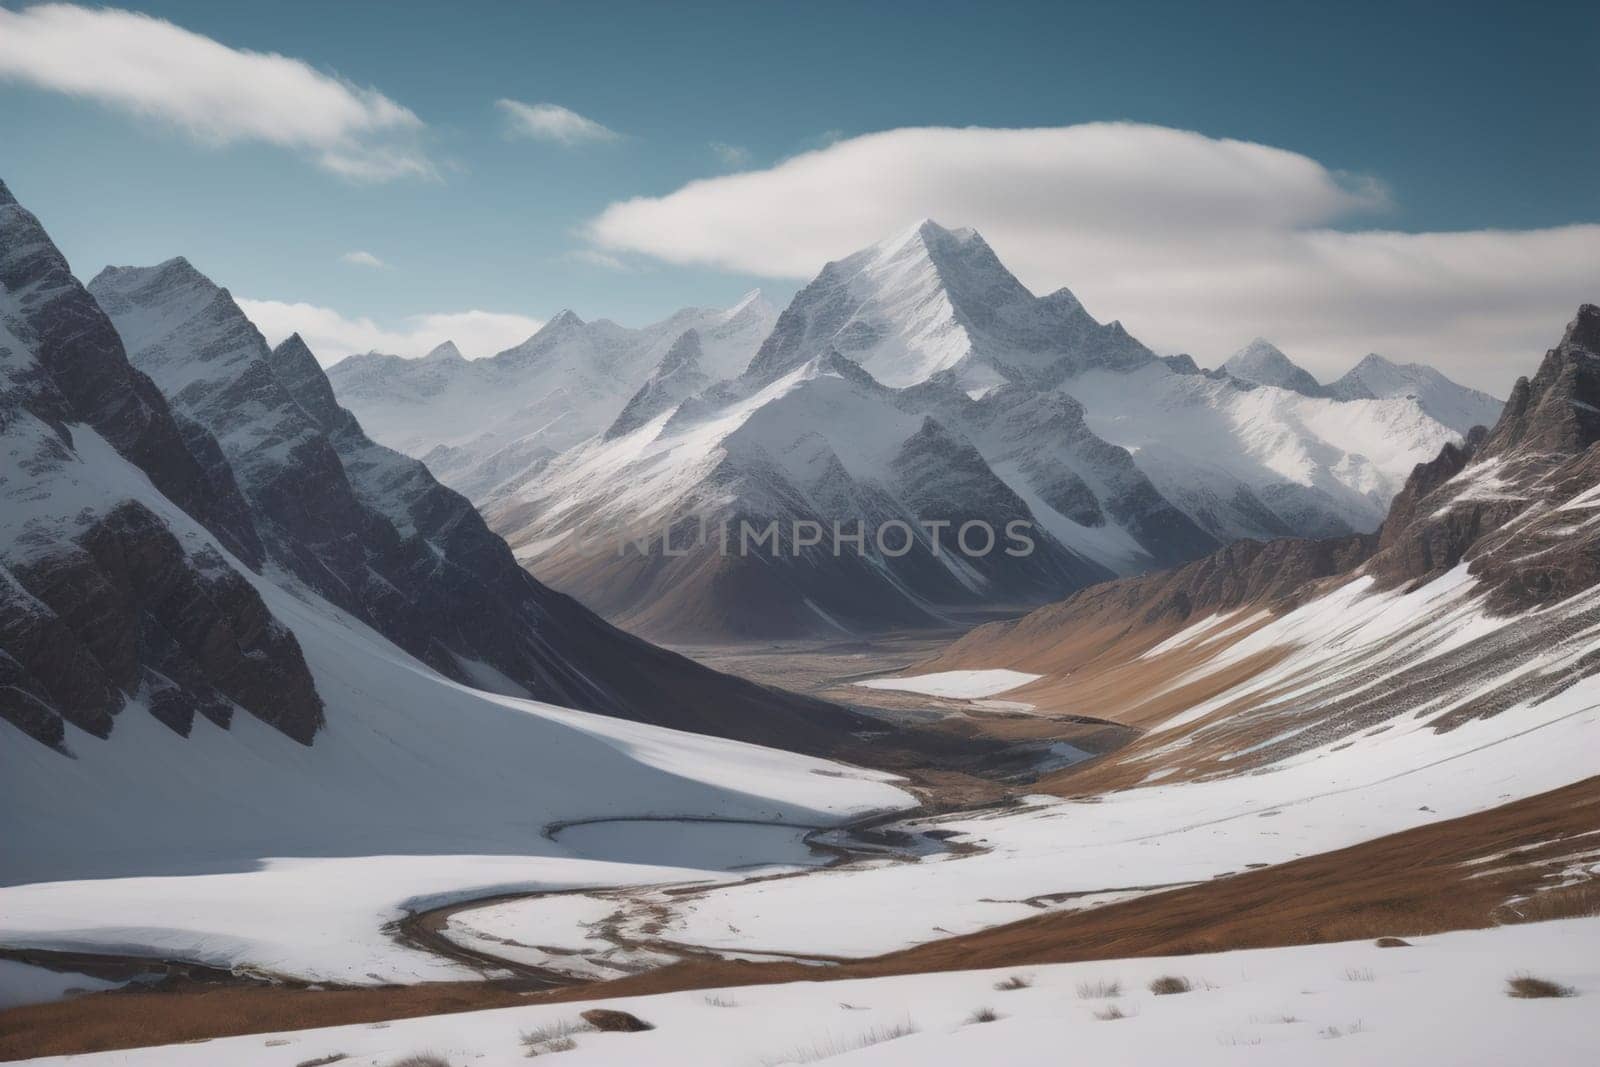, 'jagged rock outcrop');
1369,304,1600,610
0,181,323,747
